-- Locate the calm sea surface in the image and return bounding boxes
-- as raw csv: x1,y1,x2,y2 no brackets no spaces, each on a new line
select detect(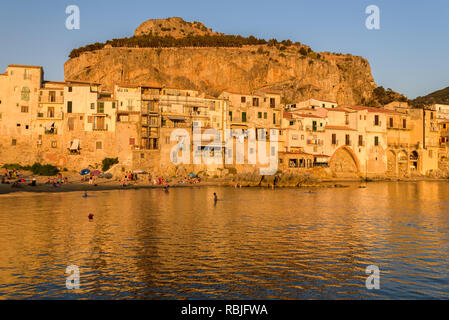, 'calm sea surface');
1,182,449,299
